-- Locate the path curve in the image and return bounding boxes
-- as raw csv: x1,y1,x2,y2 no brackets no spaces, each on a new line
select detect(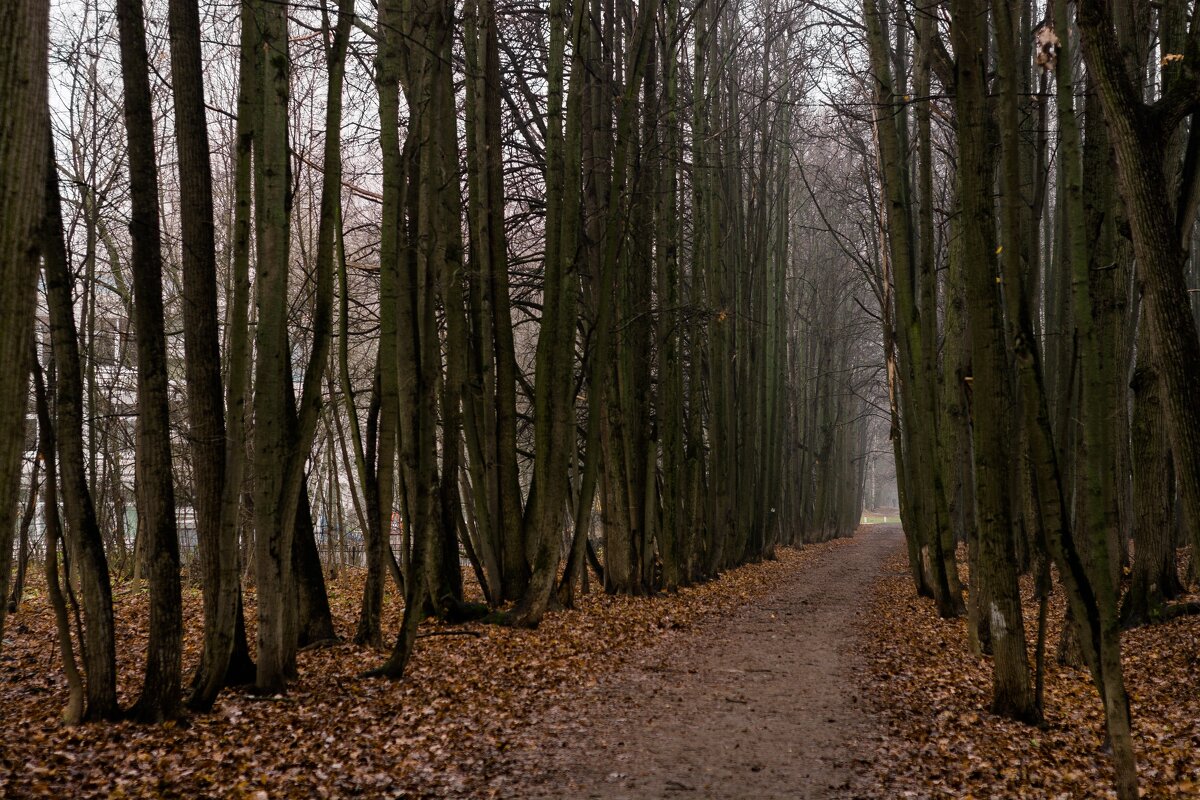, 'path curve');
513,524,904,799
